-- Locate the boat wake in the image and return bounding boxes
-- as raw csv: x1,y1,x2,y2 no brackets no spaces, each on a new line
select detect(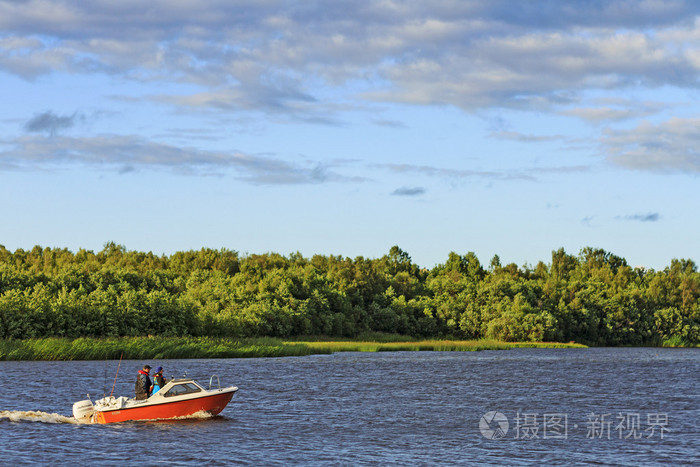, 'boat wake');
0,410,81,424
171,410,215,420
1,409,221,426
142,410,216,423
